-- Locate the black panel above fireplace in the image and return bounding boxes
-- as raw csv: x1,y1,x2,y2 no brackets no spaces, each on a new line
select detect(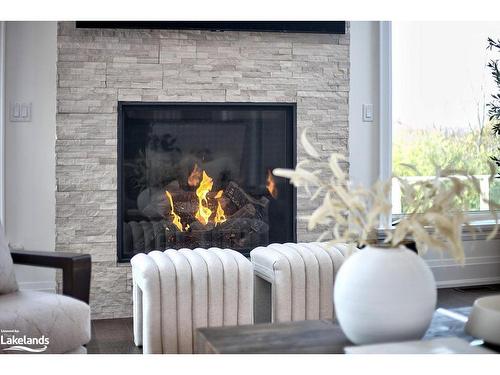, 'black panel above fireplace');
117,102,296,262
76,21,346,34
